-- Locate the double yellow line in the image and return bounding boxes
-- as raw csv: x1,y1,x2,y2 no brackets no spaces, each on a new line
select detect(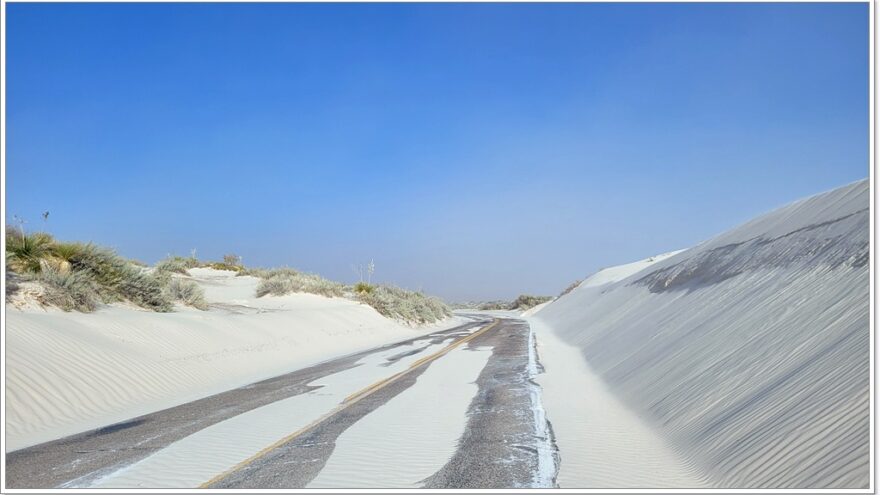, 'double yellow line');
200,319,500,488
